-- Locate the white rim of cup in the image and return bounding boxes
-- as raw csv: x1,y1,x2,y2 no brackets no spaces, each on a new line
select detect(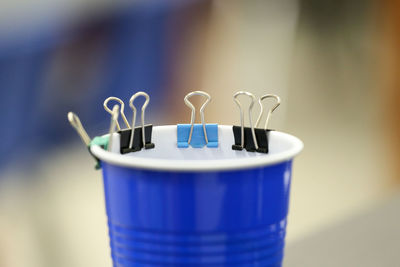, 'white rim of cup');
90,125,303,172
